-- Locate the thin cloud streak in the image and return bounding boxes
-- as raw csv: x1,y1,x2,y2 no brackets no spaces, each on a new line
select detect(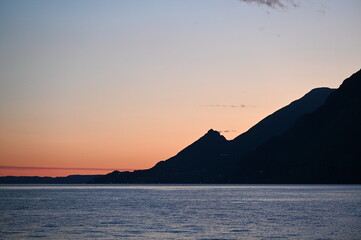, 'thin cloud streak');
239,0,299,9
204,104,254,108
219,130,237,133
